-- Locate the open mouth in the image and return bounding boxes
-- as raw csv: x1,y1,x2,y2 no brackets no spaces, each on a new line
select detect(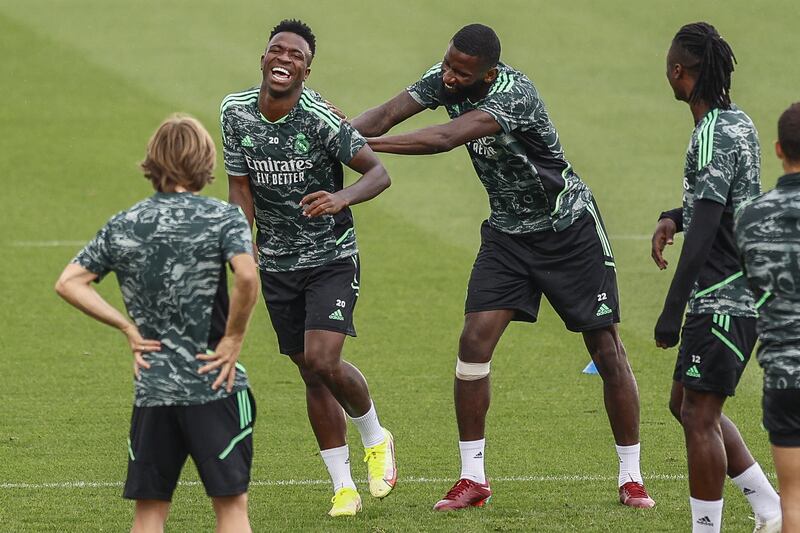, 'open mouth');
443,81,456,92
270,66,292,83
